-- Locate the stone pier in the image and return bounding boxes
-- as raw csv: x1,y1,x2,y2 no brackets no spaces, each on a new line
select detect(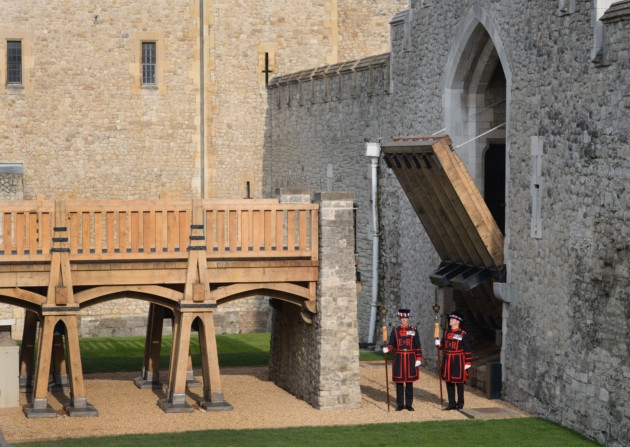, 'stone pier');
269,190,361,410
